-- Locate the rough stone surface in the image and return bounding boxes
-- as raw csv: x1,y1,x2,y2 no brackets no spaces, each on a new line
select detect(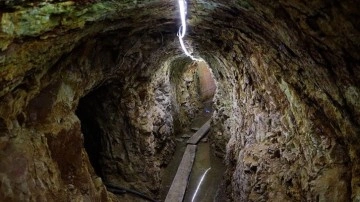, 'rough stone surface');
170,60,204,129
0,0,359,202
198,61,217,101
